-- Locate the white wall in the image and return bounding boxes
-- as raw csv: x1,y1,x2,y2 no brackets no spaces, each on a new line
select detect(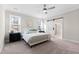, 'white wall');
5,10,41,43
0,5,5,53
52,9,79,41
46,9,79,41
62,9,79,41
